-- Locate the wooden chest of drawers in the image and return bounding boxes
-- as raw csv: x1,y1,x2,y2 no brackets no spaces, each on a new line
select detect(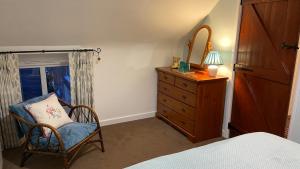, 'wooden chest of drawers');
156,67,228,142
